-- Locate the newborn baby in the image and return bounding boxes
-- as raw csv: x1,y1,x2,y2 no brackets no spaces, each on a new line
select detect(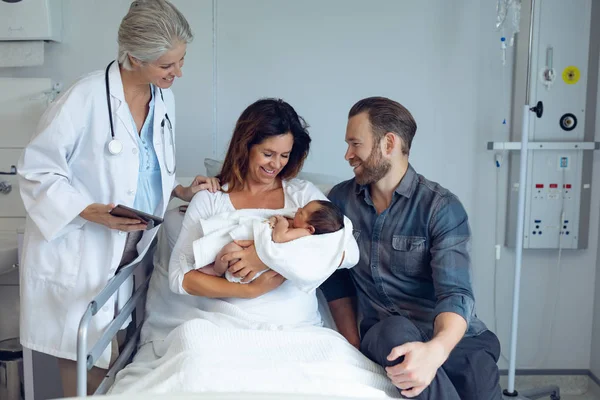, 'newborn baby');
268,200,344,243
208,200,344,282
